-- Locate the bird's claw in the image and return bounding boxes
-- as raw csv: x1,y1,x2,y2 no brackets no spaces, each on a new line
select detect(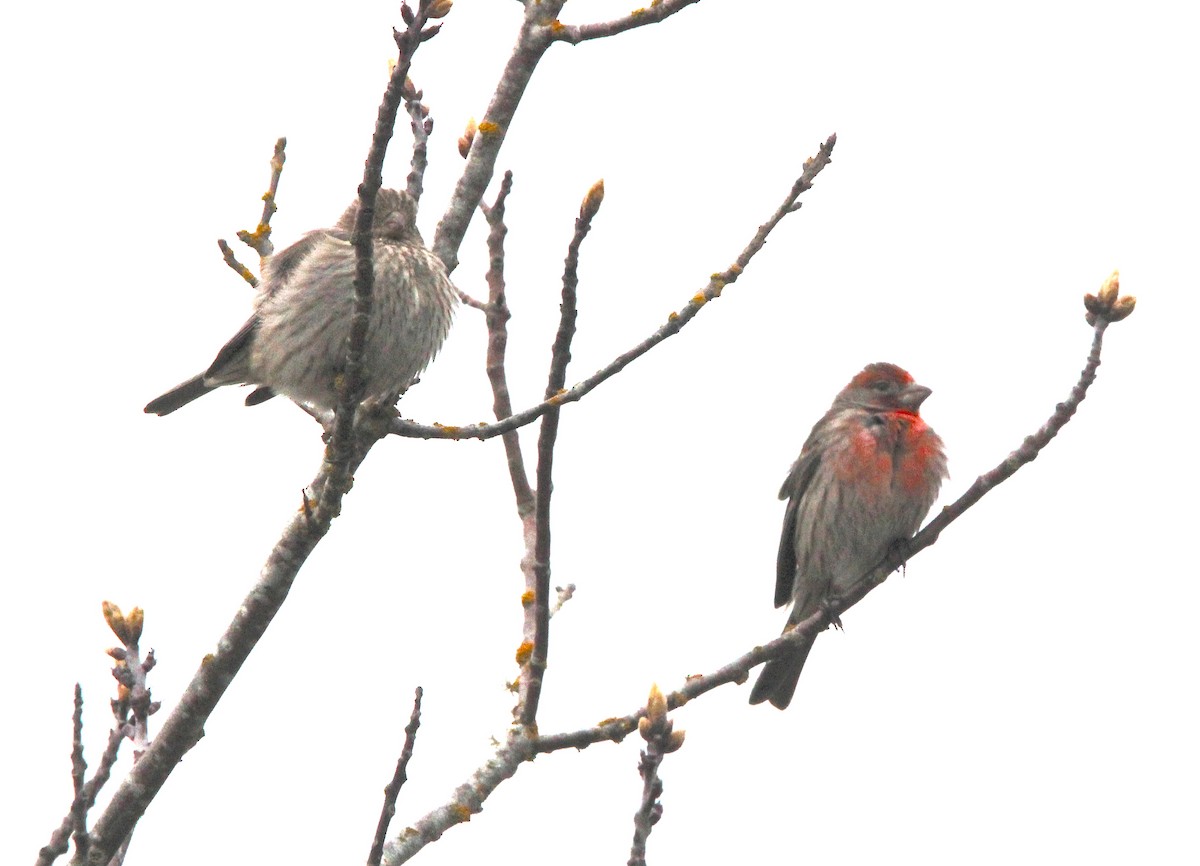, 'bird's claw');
821,596,845,631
